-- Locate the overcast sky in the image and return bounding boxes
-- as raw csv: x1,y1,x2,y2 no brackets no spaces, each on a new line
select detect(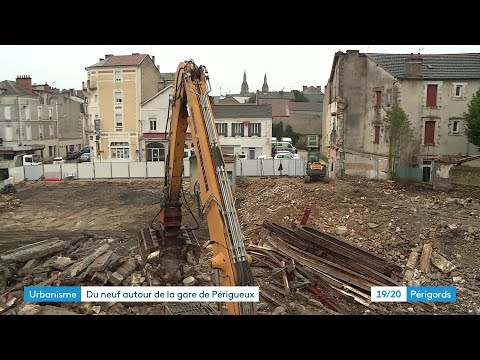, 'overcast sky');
1,45,479,96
